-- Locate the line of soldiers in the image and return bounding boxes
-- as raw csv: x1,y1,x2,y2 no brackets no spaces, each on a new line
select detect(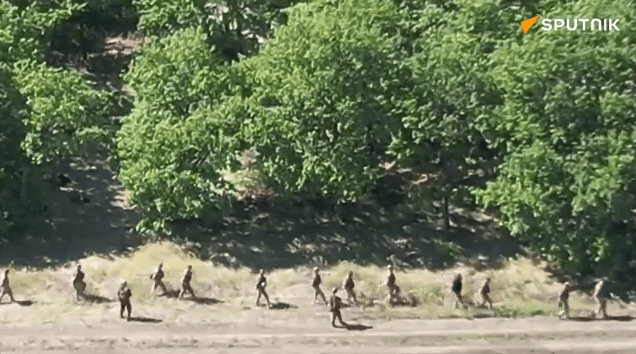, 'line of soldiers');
558,279,611,319
0,264,617,325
